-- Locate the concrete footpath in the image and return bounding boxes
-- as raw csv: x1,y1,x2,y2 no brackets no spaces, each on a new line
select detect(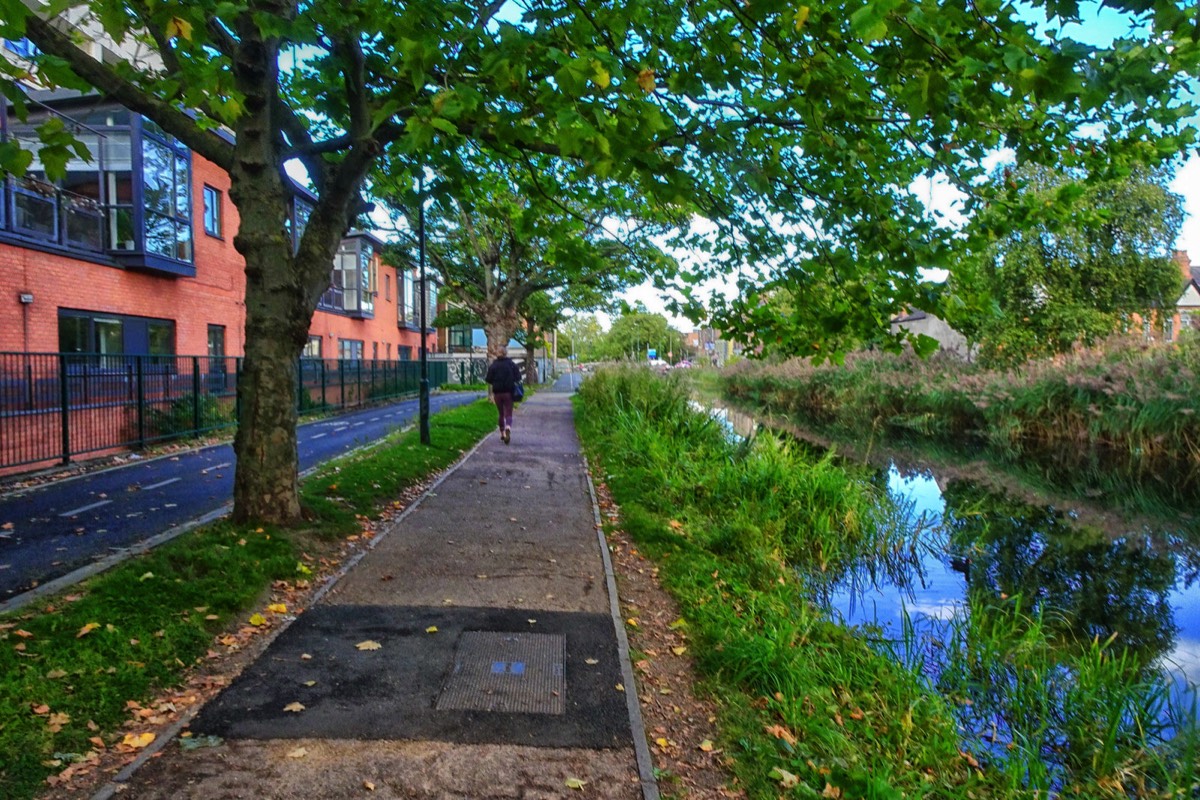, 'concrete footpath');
105,385,659,799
